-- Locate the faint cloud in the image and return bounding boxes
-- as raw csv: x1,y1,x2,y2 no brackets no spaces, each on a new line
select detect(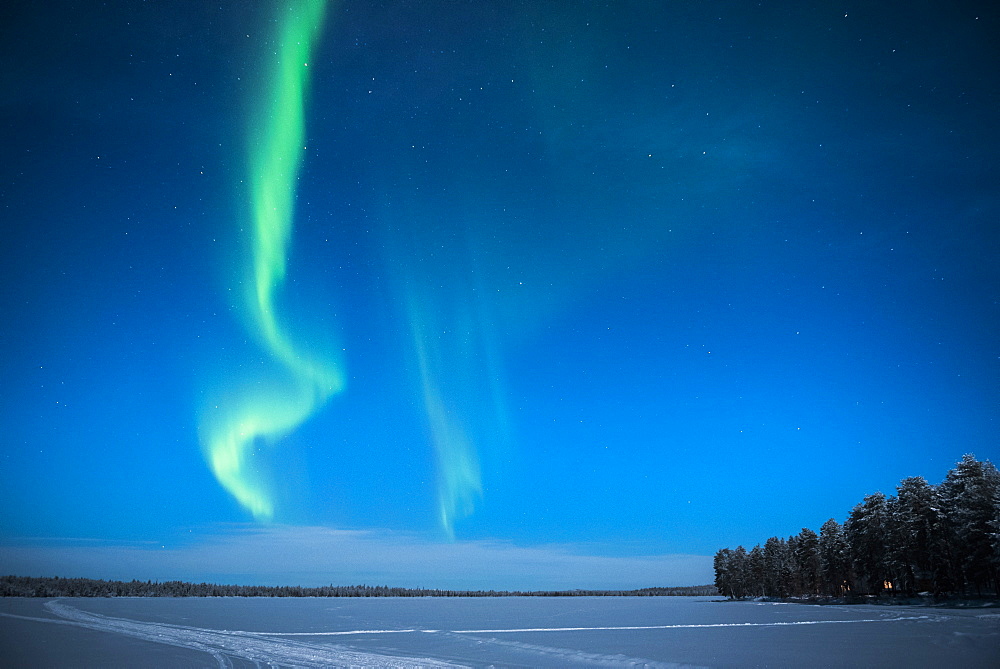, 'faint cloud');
0,525,712,591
